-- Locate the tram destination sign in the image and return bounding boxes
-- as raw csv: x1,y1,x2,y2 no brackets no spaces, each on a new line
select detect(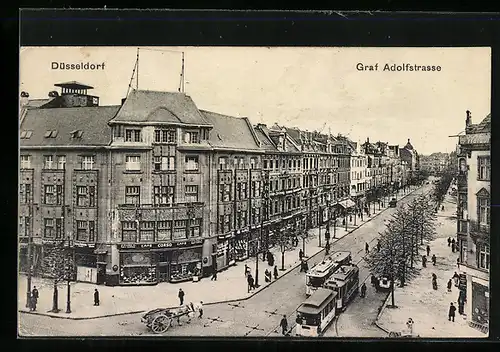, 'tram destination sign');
118,238,203,250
